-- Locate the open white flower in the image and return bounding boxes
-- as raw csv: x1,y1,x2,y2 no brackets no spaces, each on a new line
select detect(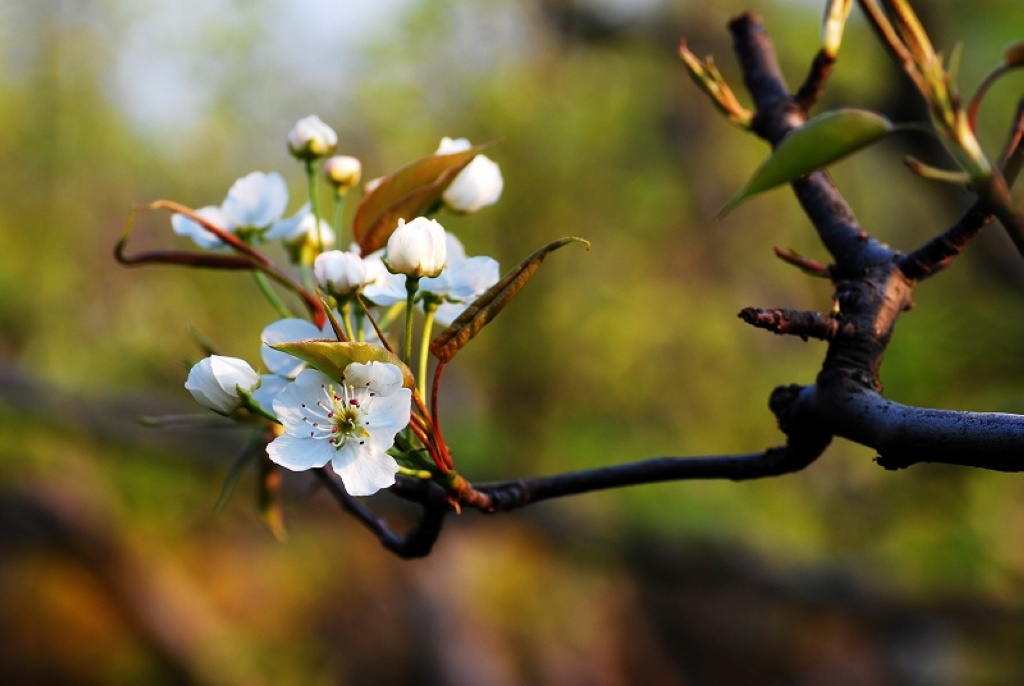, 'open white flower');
171,171,293,248
222,171,289,230
185,355,261,415
436,137,503,213
267,363,411,496
385,217,447,278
